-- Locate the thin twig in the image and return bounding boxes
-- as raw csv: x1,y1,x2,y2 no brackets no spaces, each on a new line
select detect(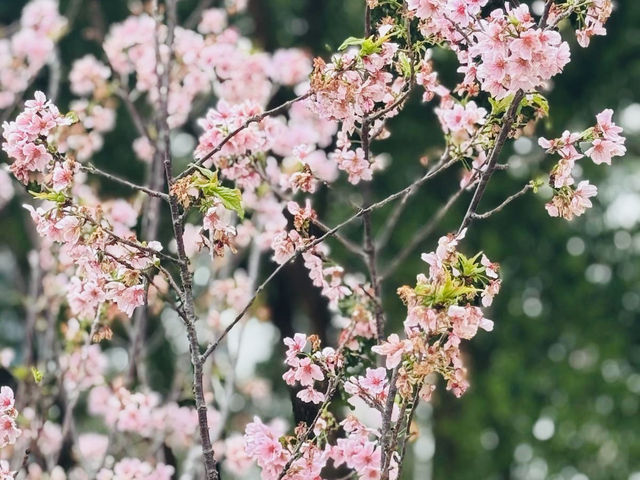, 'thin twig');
471,183,533,220
380,177,472,280
184,0,214,29
457,90,525,233
200,157,457,361
376,149,448,250
276,375,342,480
255,167,366,259
114,86,154,143
80,164,170,201
176,92,312,181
